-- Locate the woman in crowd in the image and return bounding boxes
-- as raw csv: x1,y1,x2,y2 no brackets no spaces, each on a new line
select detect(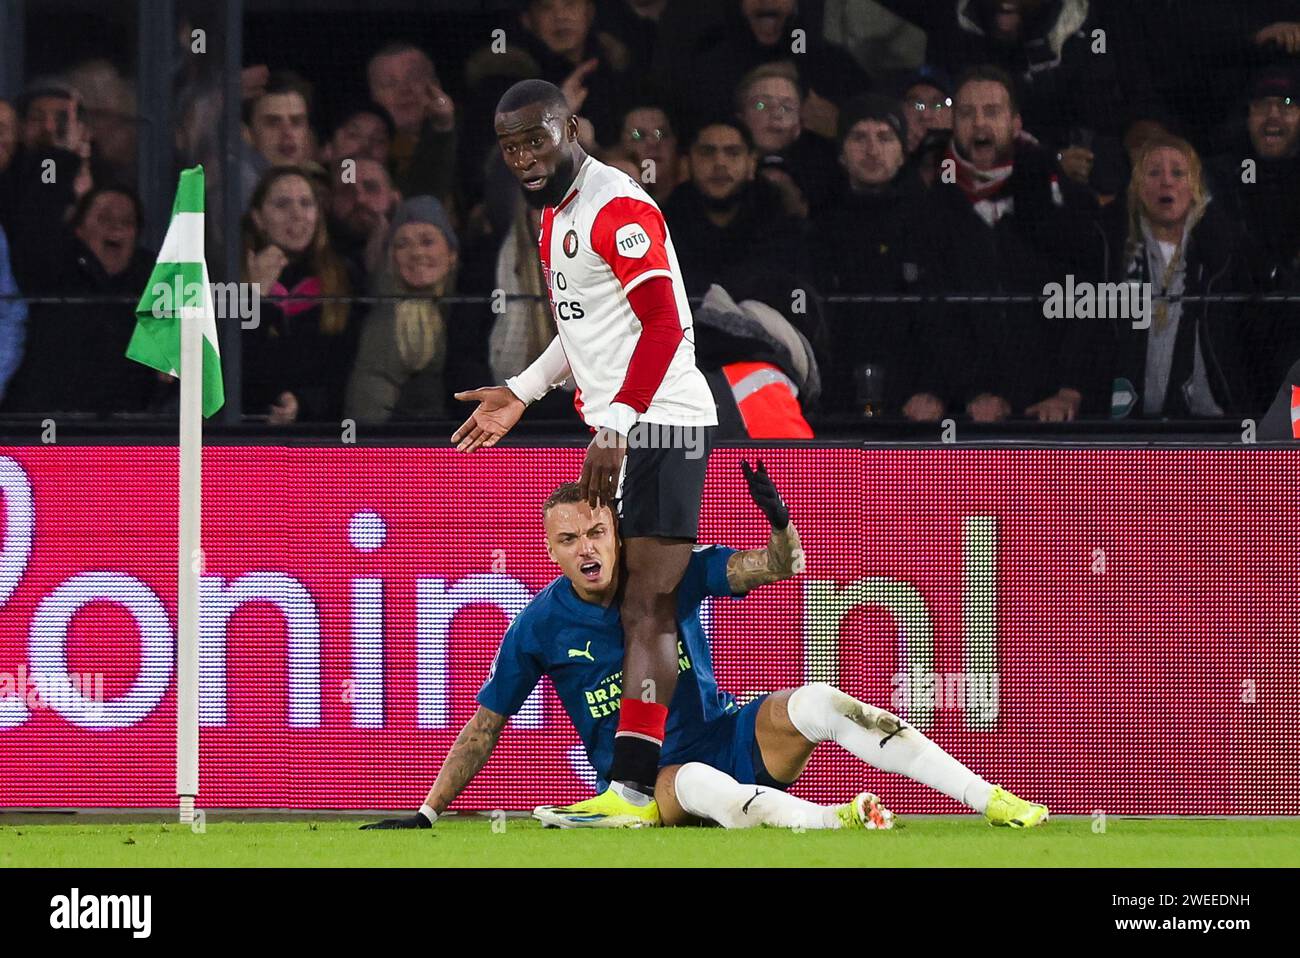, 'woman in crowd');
344,196,491,422
241,165,358,424
3,184,158,415
1039,134,1260,420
